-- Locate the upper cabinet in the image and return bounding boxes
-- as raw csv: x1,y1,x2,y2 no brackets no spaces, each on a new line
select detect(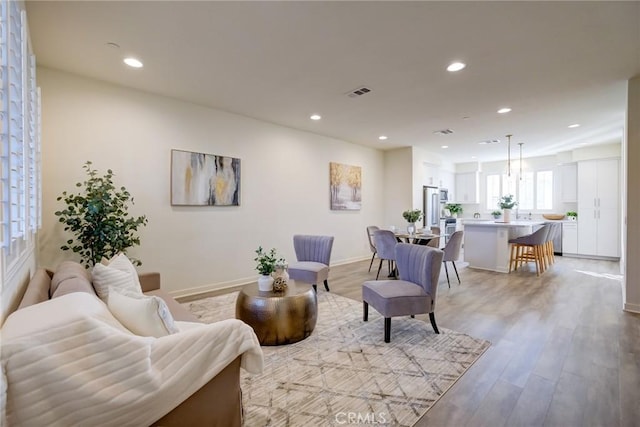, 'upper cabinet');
559,163,577,203
455,172,479,203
